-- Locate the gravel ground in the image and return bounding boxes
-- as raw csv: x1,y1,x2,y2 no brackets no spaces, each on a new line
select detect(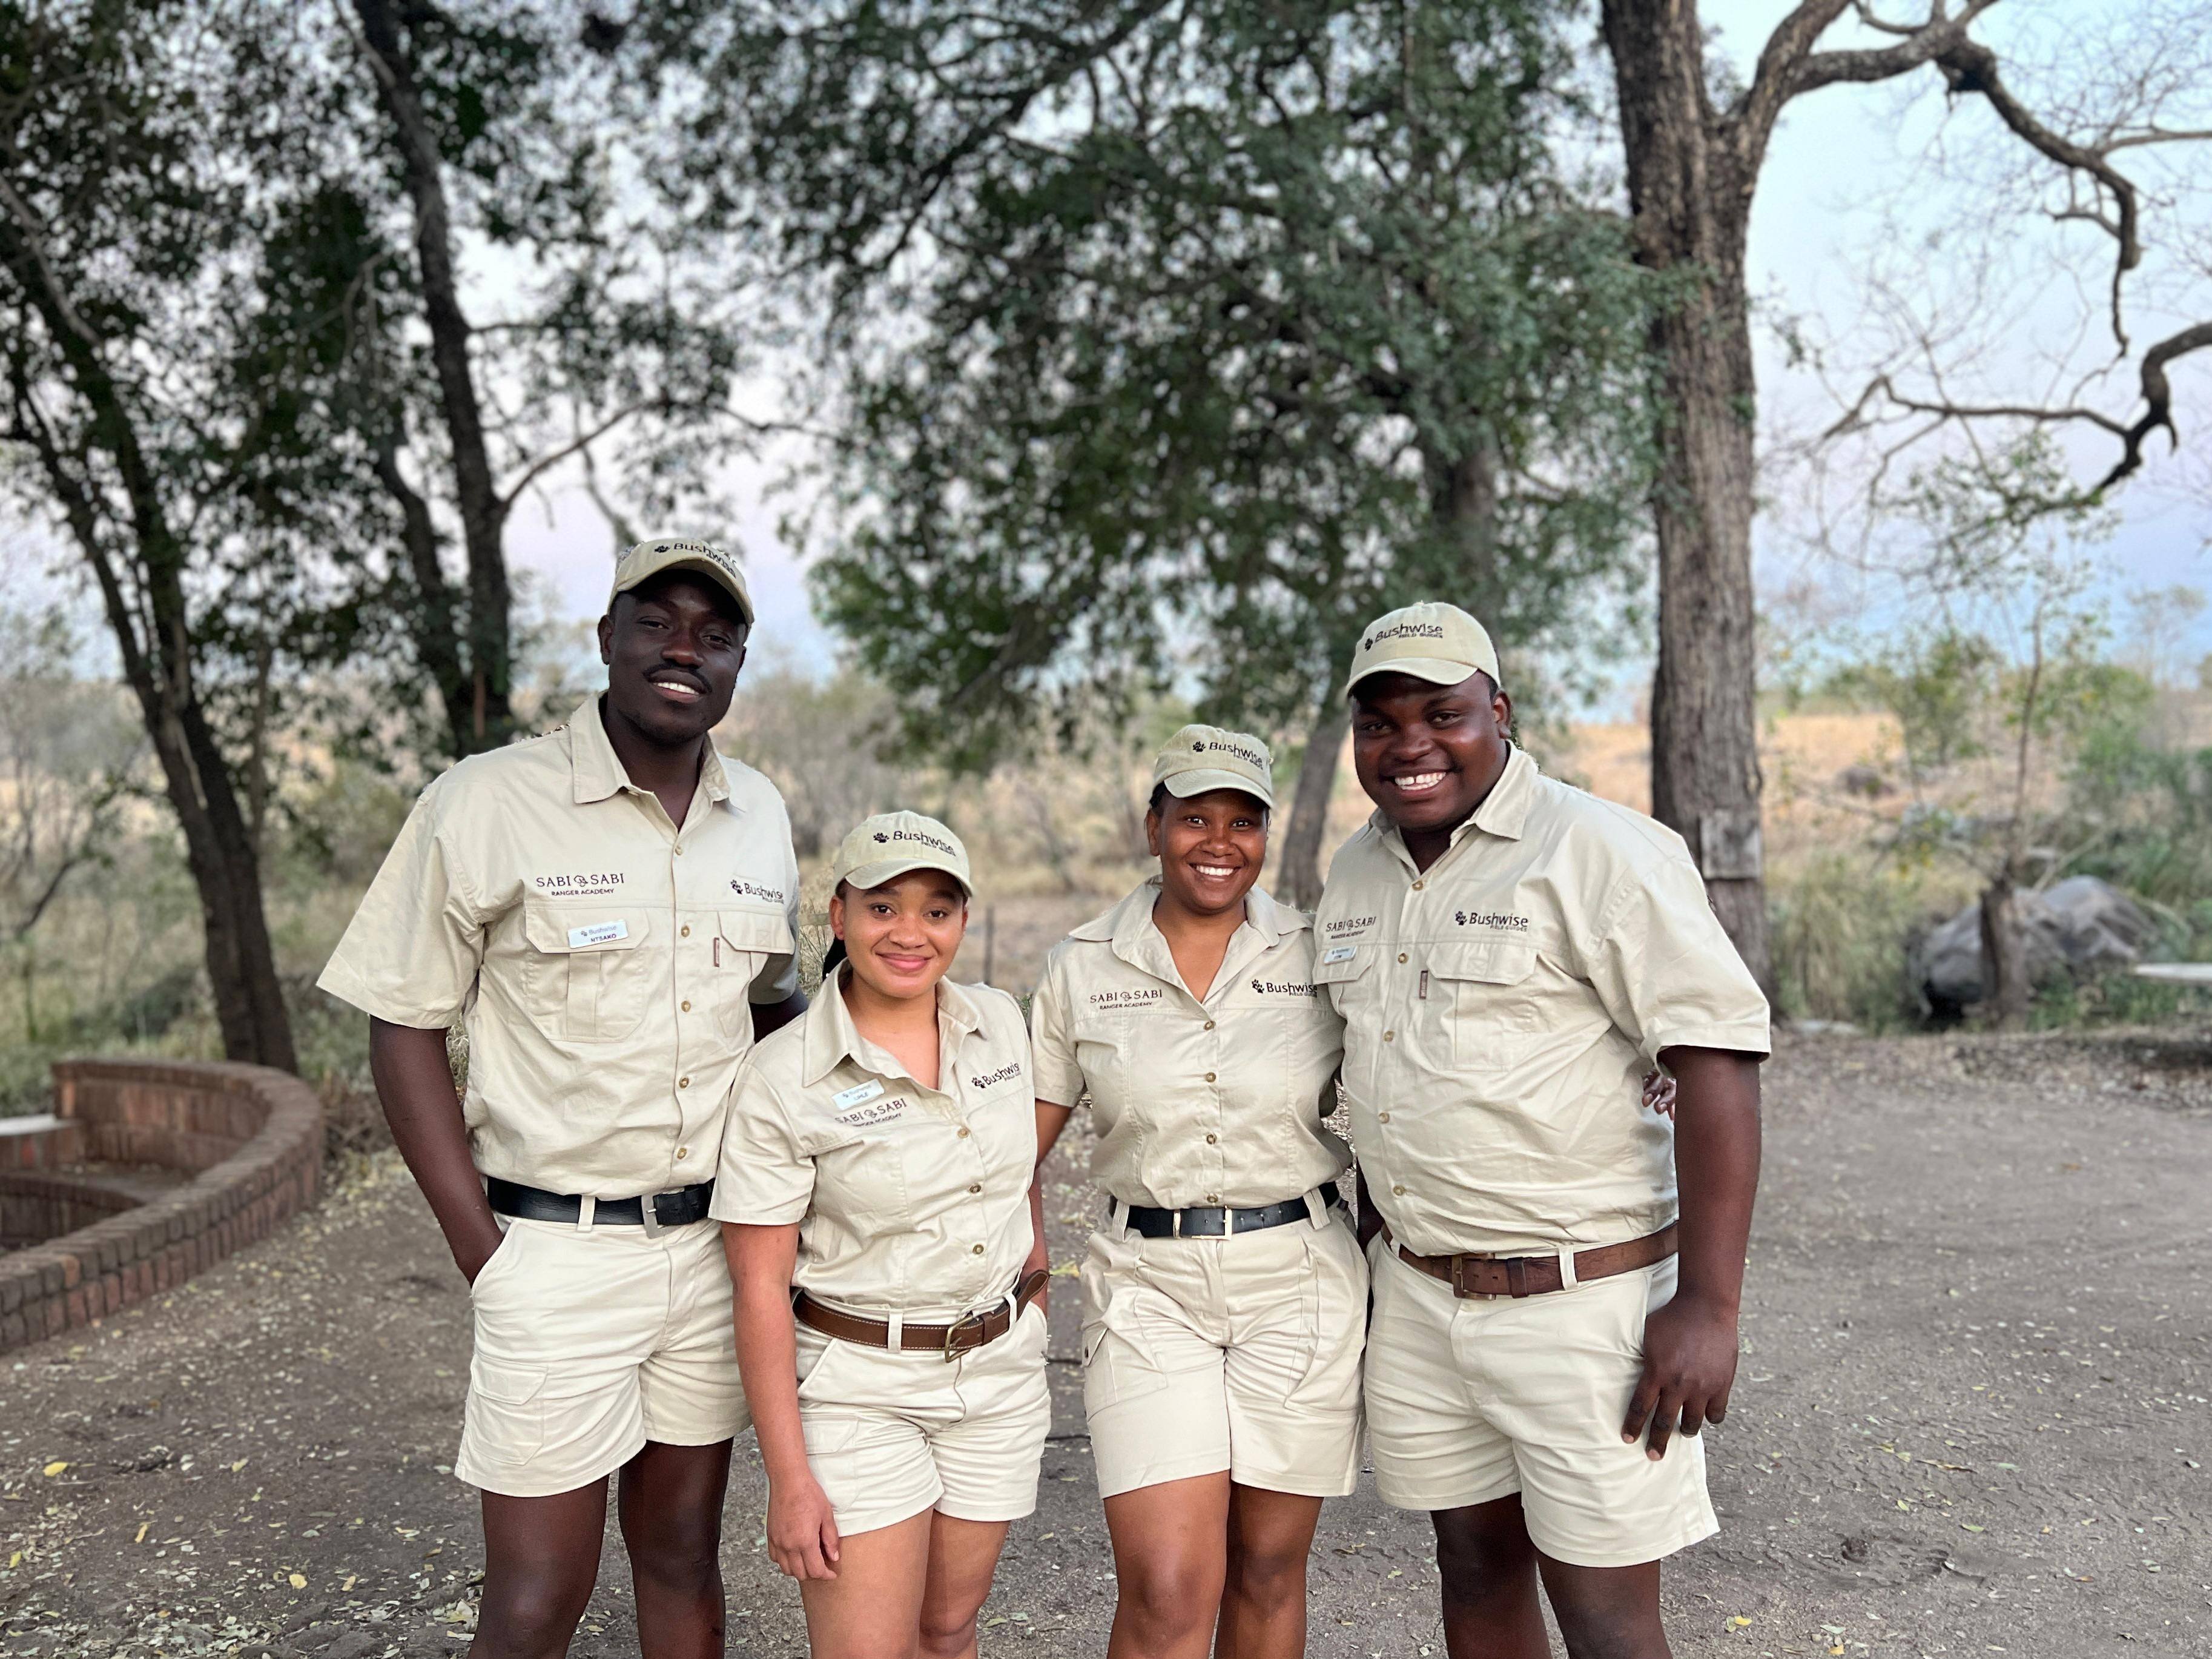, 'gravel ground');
2,1030,2208,1658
